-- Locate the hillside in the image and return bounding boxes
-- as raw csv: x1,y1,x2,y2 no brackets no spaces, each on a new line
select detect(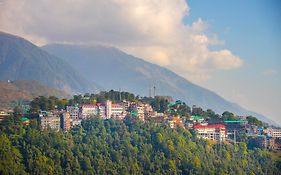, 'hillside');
0,80,70,108
0,32,100,94
42,44,275,124
0,117,279,174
